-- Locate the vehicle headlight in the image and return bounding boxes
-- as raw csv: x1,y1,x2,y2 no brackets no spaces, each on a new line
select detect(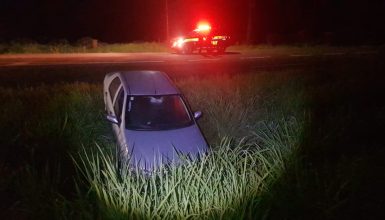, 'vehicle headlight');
175,38,184,48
